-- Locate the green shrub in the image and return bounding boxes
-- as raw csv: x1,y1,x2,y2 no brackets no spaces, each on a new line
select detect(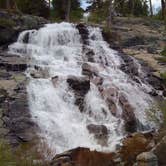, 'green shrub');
0,140,49,166
161,47,166,57
0,18,16,28
160,72,166,85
